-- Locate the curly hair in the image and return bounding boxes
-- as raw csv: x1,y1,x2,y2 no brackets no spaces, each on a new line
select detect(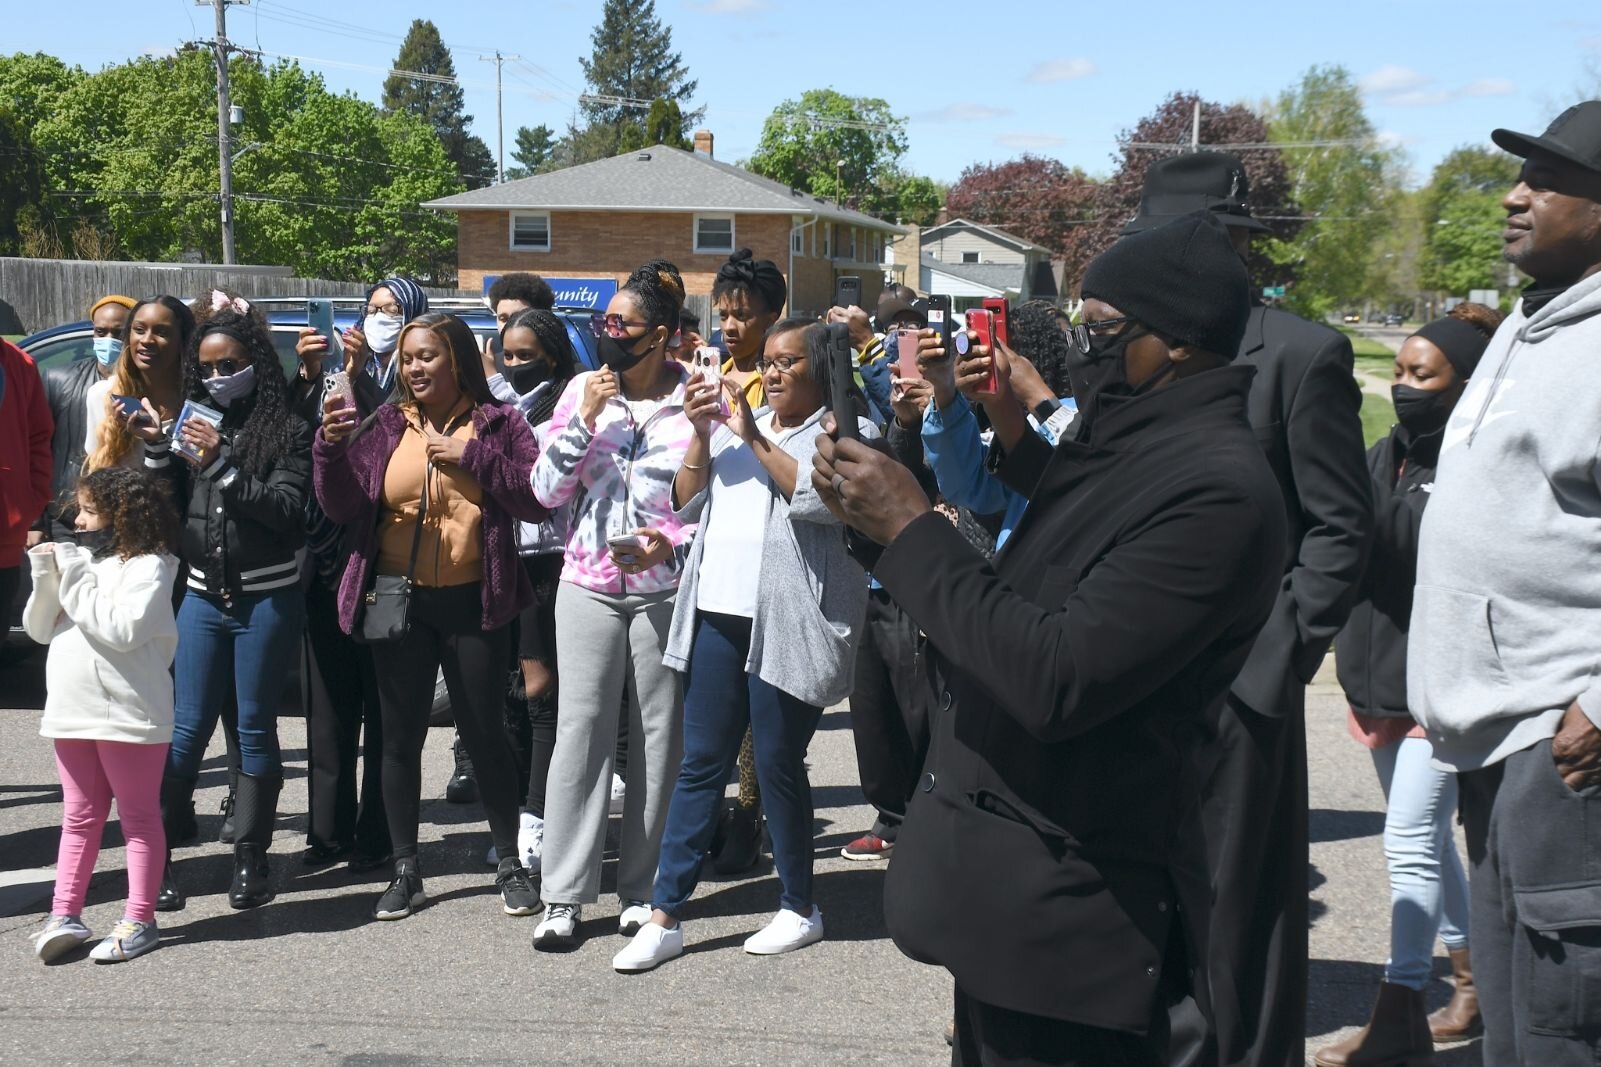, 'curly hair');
183,309,299,477
88,296,194,473
392,313,495,409
76,466,178,560
711,248,787,315
1010,300,1076,399
190,287,267,331
487,272,555,311
1447,301,1505,338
